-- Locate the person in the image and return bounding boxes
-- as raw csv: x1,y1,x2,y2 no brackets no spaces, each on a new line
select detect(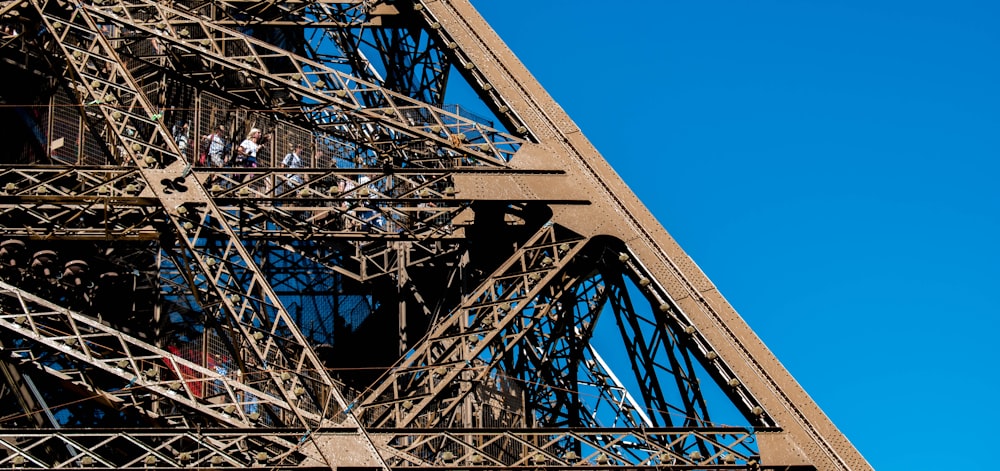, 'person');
172,121,190,161
206,353,229,397
355,174,382,230
201,125,227,168
281,143,305,189
236,128,262,168
339,176,357,230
